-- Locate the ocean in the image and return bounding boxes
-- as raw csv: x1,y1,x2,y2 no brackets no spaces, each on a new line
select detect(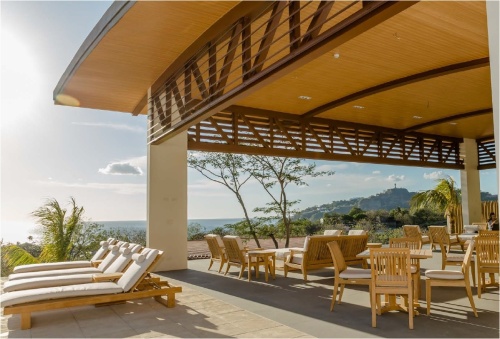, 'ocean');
97,218,244,232
0,218,244,244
